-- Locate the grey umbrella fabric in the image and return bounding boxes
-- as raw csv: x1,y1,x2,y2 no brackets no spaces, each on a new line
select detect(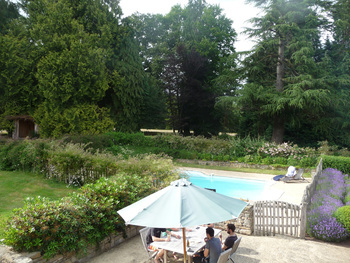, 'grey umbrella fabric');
117,178,248,228
117,178,248,263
